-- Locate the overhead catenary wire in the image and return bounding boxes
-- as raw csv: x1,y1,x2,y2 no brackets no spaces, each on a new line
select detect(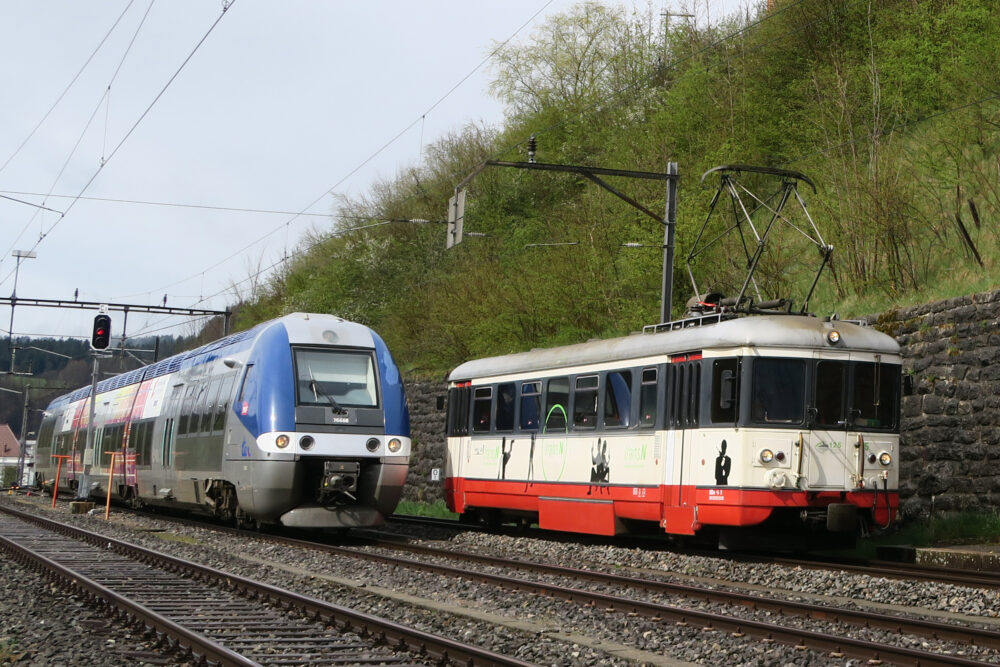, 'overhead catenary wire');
0,0,236,293
122,0,557,312
0,0,137,177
